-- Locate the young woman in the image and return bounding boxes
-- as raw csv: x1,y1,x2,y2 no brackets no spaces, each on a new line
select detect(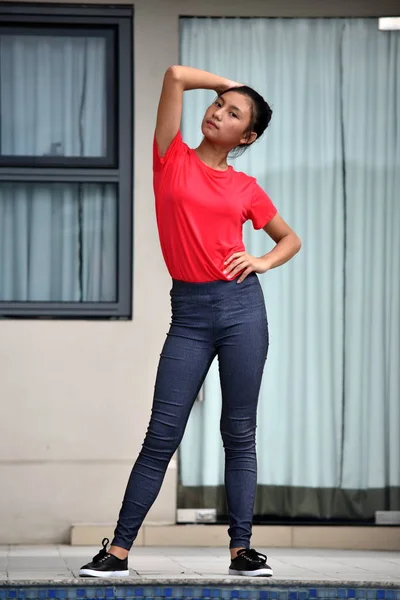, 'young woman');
79,66,301,579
